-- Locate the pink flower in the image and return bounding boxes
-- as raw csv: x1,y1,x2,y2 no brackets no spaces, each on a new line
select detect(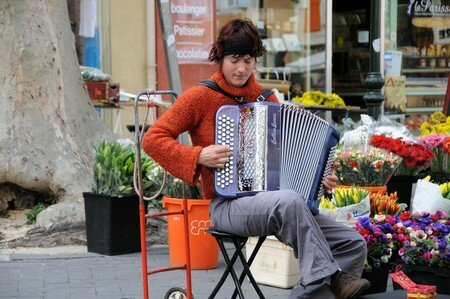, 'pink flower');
423,252,432,260
373,228,382,237
419,133,445,149
396,233,408,243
